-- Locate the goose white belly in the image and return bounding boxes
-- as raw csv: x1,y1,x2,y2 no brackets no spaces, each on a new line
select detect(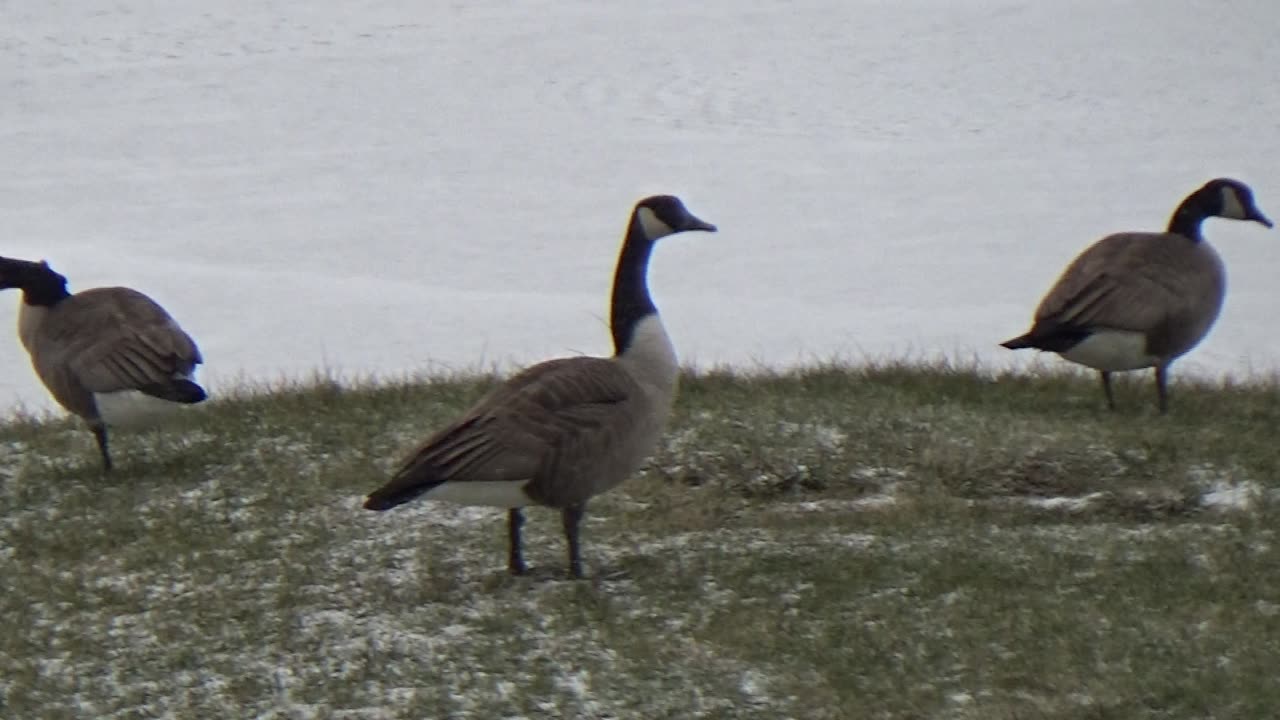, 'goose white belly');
423,480,532,508
94,390,189,429
1059,330,1159,371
